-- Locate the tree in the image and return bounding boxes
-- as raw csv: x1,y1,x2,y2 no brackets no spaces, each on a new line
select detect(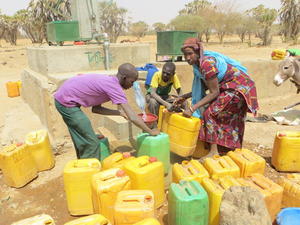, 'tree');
169,15,203,39
247,5,277,46
0,14,19,45
279,0,300,44
130,21,148,40
177,0,215,42
179,0,212,15
98,1,128,43
26,0,71,43
235,14,258,43
153,22,166,32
